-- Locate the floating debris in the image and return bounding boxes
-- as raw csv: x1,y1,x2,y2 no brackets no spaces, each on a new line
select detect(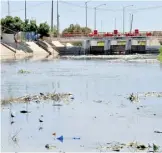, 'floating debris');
154,131,162,134
39,127,43,131
72,137,80,140
153,143,159,152
96,142,161,152
52,133,56,136
20,110,31,114
39,119,43,123
18,69,30,74
96,142,126,152
128,93,139,102
40,92,44,96
11,121,15,125
45,144,56,149
128,92,162,103
45,144,50,149
53,104,63,106
144,92,162,97
136,144,147,150
11,112,15,118
57,135,64,143
1,92,73,105
93,100,103,103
